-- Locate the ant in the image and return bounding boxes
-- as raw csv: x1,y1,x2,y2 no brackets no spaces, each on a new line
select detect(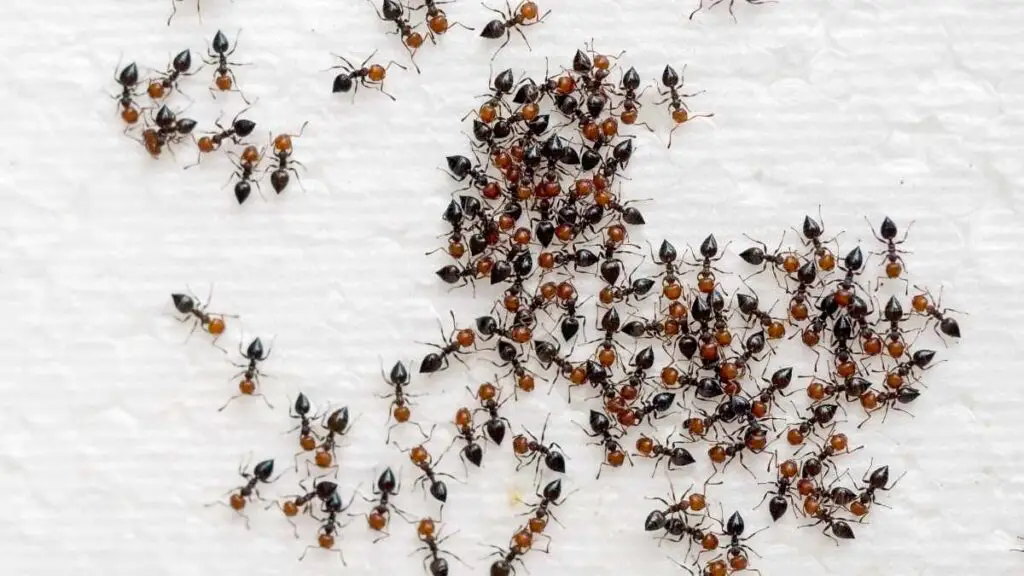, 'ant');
435,259,482,290
414,518,468,575
330,50,406,101
419,312,477,373
204,30,250,102
786,260,820,323
170,287,235,350
146,49,198,100
380,361,427,443
866,216,913,291
799,499,855,544
880,295,915,360
267,122,308,194
655,64,713,148
139,106,195,159
806,372,871,405
512,414,567,478
307,407,352,476
883,348,937,389
707,425,768,479
395,428,458,504
718,331,768,383
191,108,256,164
738,234,800,286
857,386,921,427
471,381,513,446
626,391,677,427
218,336,274,411
356,468,412,541
286,393,323,469
269,477,338,537
735,292,786,340
299,491,355,564
849,464,904,517
479,0,550,60
689,0,774,23
576,410,630,478
785,403,839,446
911,286,963,342
635,430,695,475
650,239,686,301
444,154,492,190
463,67,516,123
613,66,653,130
228,144,264,204
520,478,569,539
797,432,861,480
830,246,866,310
412,0,474,42
706,511,767,572
113,61,141,125
367,0,425,73
448,406,485,471
206,457,278,529
550,281,586,341
685,234,730,294
756,457,800,522
795,211,839,272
